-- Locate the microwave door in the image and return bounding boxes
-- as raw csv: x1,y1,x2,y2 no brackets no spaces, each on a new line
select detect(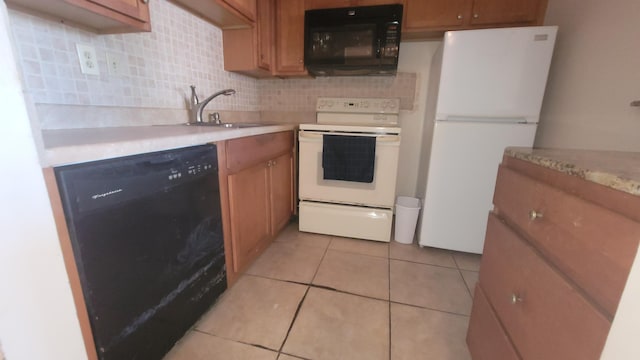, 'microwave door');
307,24,377,65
